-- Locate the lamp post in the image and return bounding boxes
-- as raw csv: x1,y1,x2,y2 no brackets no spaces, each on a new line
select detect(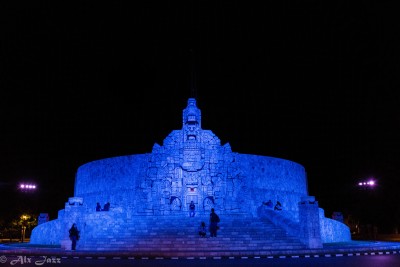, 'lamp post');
356,178,379,238
17,182,38,242
20,215,28,242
